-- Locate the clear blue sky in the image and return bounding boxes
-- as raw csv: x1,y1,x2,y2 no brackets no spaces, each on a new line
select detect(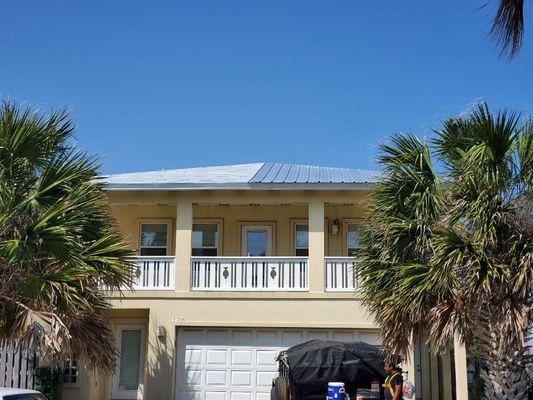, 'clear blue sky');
1,1,532,174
